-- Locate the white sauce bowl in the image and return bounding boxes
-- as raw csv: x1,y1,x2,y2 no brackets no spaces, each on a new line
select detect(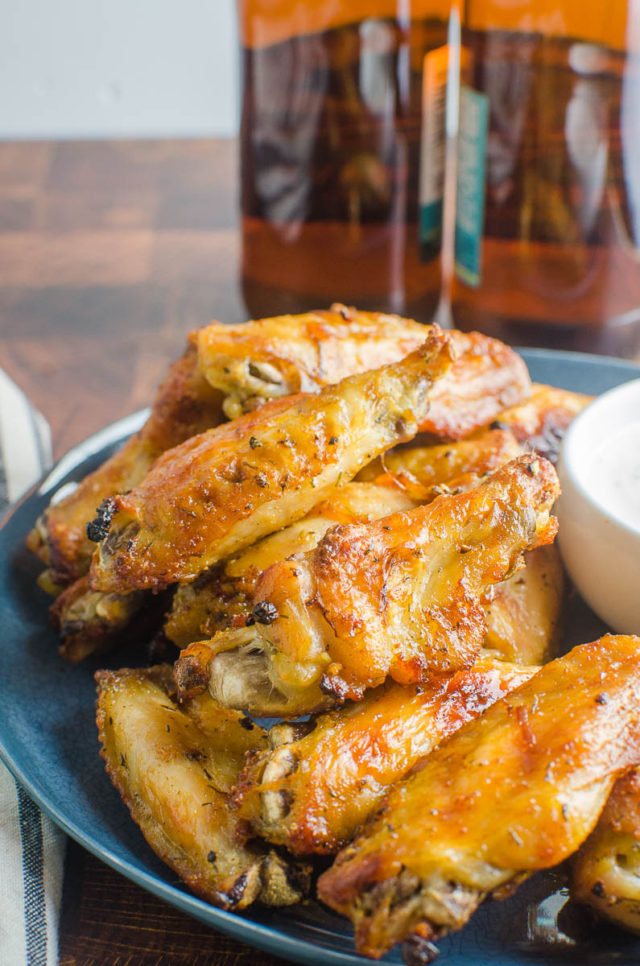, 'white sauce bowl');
556,378,640,635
